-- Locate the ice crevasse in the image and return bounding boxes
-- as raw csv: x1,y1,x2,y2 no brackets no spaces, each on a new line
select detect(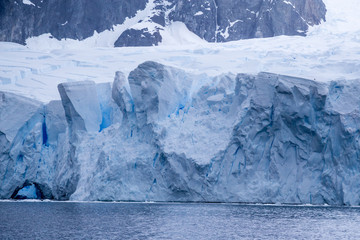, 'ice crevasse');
1,61,360,205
